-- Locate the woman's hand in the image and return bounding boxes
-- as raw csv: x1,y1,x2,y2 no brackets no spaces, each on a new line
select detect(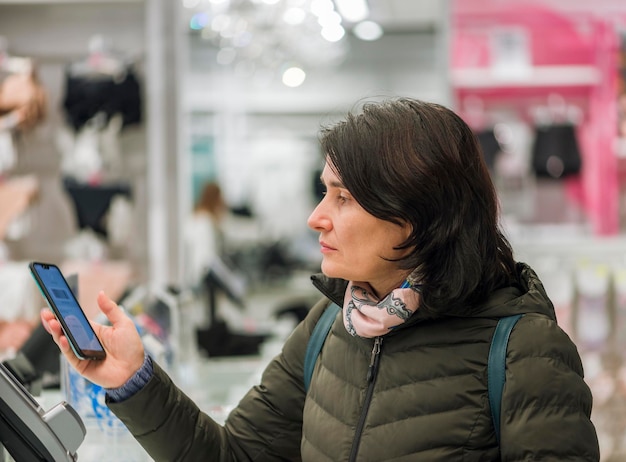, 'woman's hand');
40,291,145,389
